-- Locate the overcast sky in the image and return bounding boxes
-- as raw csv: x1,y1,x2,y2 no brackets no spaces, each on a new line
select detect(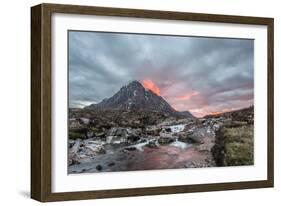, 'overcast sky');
69,31,254,117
